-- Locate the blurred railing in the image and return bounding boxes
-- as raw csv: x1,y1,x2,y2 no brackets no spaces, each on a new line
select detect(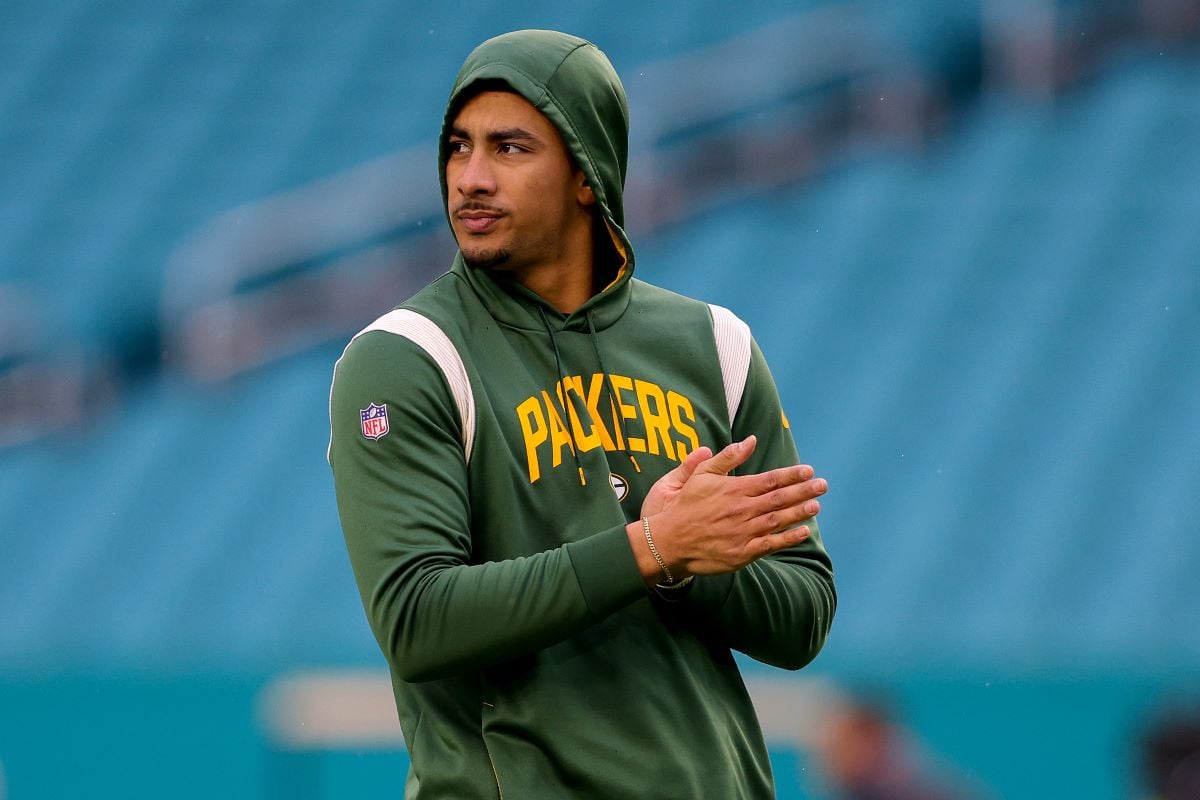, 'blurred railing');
0,284,115,447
